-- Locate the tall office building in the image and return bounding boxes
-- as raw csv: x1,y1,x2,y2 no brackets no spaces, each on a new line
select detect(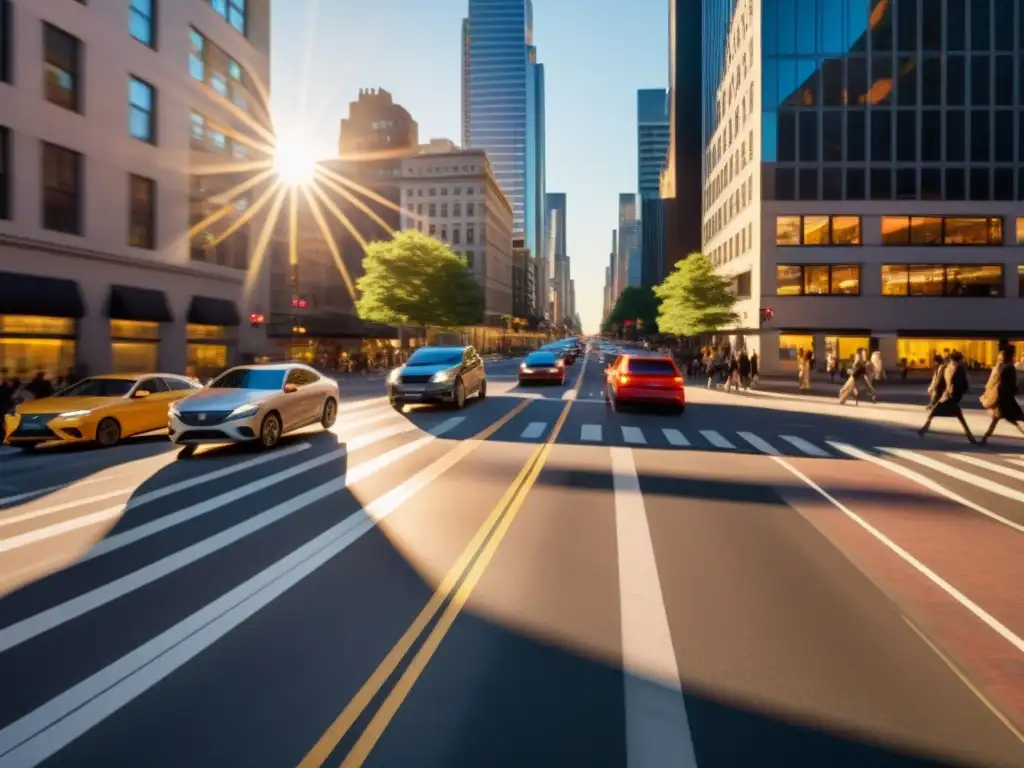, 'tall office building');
545,192,568,323
662,0,703,271
617,193,640,291
0,0,271,378
639,89,670,286
462,0,546,269
704,0,1024,375
609,230,618,298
